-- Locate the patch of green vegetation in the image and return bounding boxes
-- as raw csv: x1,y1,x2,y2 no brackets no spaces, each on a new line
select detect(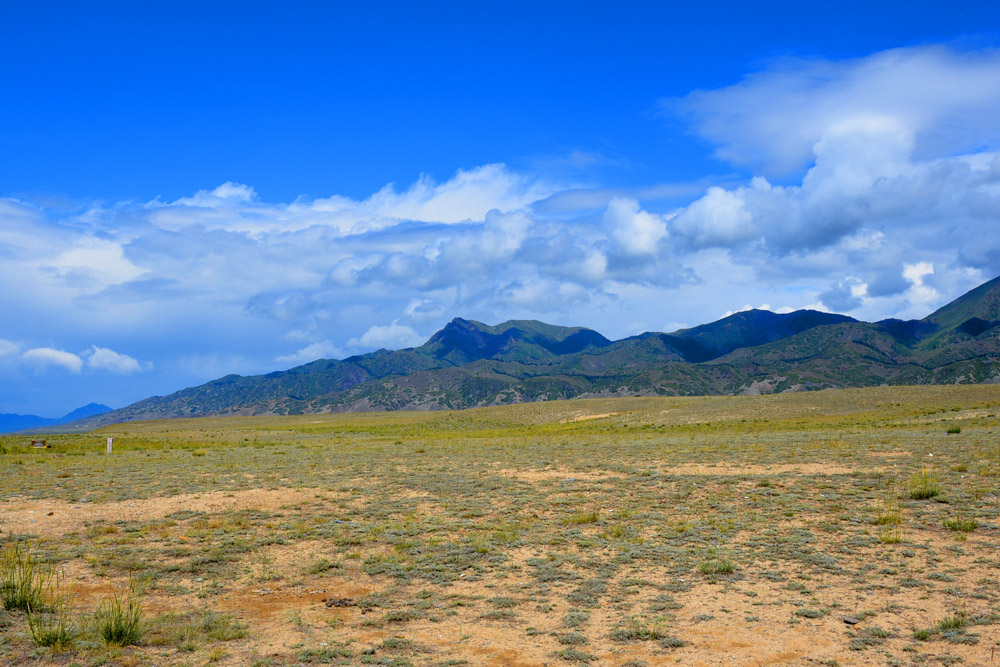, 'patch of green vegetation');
94,575,147,646
908,468,942,500
0,541,53,613
942,517,978,532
